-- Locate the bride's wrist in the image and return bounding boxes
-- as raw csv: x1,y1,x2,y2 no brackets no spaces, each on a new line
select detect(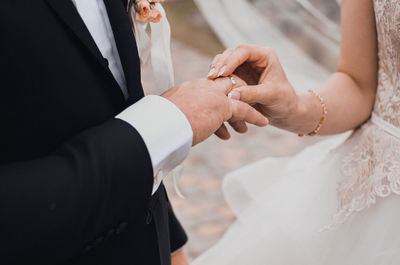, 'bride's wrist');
291,92,322,135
